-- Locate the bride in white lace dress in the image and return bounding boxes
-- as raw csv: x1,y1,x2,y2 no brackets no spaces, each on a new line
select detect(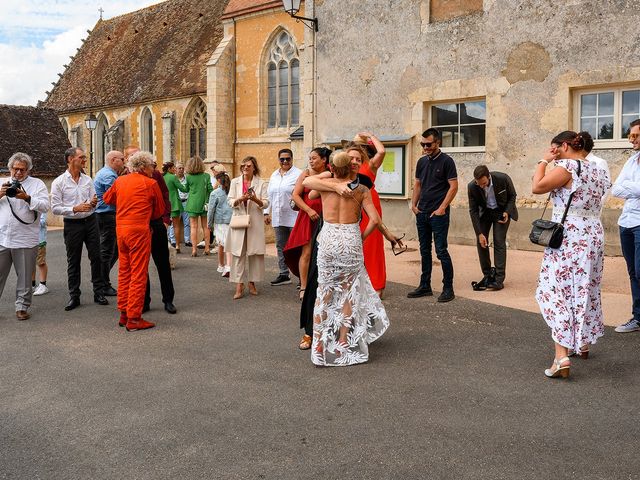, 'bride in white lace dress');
302,152,390,366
